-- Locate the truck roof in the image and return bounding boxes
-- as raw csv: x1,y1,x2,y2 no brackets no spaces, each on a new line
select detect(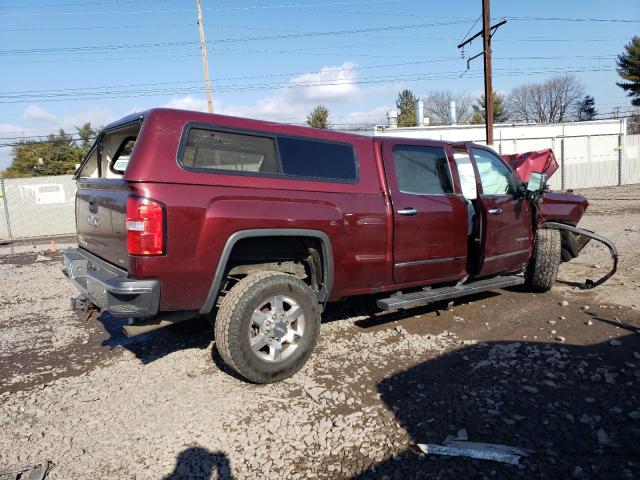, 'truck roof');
103,107,456,149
